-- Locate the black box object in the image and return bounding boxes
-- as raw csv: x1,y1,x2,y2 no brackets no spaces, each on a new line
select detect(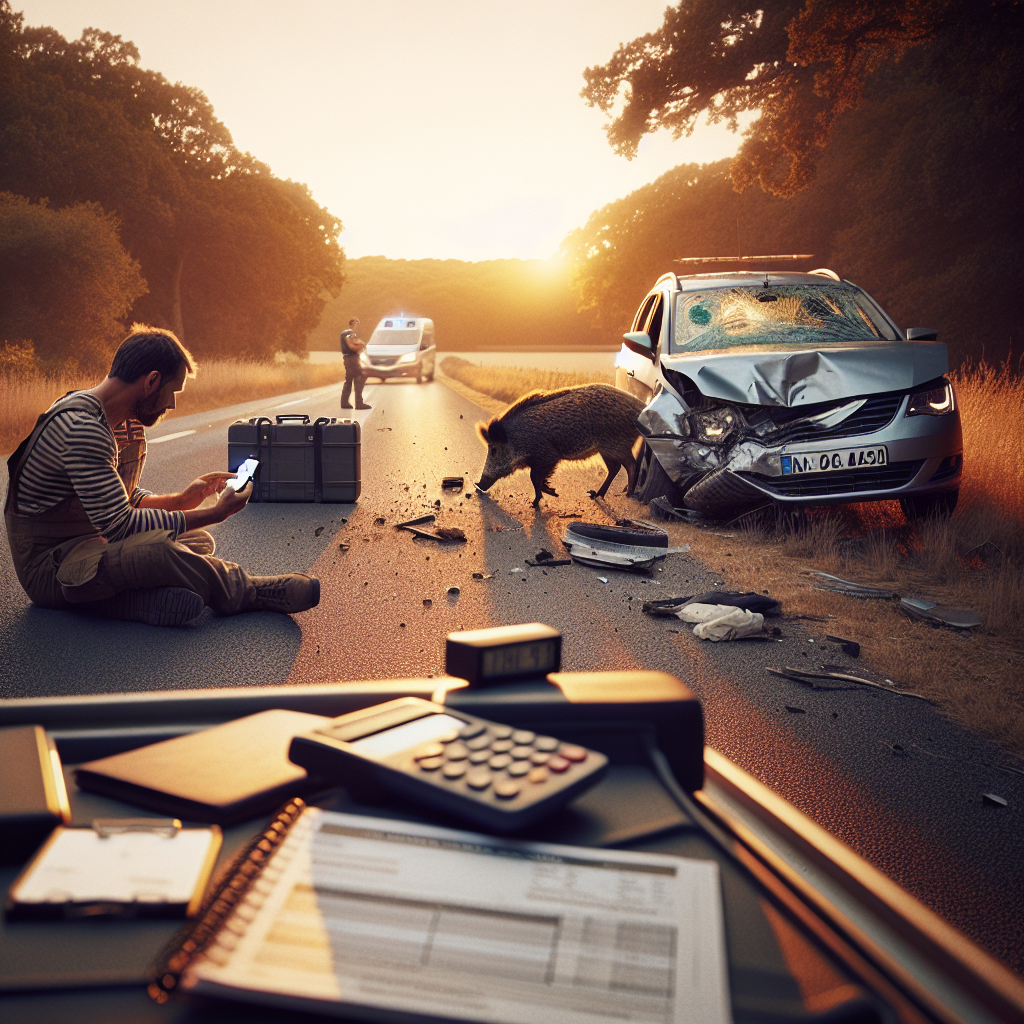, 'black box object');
0,725,71,863
228,414,360,503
